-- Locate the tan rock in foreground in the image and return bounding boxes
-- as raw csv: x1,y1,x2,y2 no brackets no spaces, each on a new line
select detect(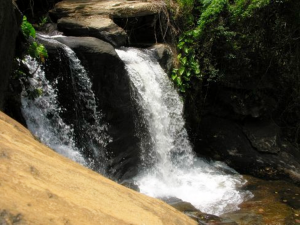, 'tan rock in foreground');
0,111,196,225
